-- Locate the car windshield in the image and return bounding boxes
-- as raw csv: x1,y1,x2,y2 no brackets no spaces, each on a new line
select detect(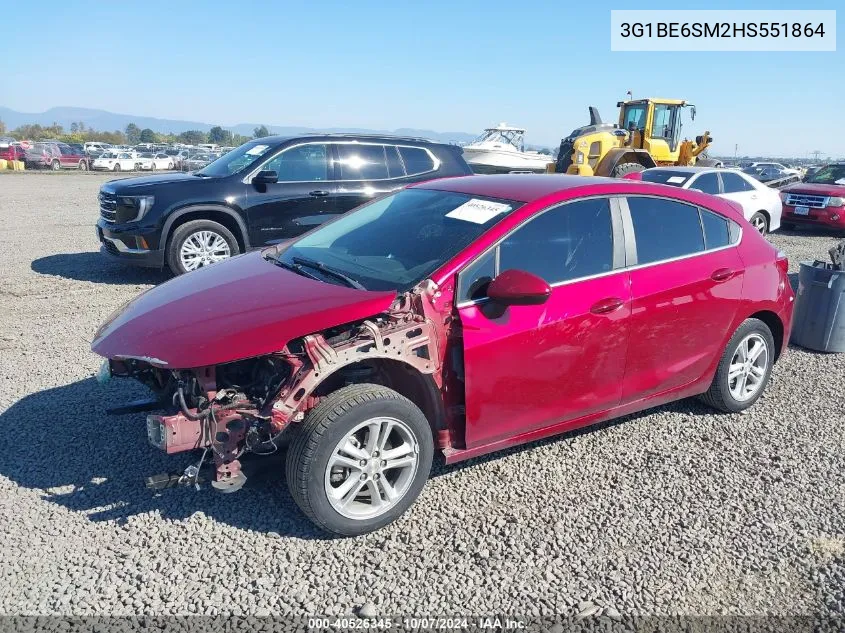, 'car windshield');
806,164,845,185
641,170,693,187
273,188,521,292
195,141,275,177
100,152,117,159
140,153,154,158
